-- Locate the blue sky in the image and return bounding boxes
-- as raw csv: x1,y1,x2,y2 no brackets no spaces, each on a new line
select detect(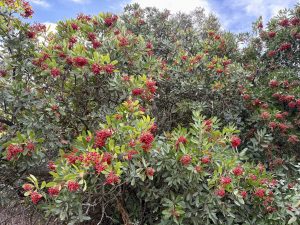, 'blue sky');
28,0,299,33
